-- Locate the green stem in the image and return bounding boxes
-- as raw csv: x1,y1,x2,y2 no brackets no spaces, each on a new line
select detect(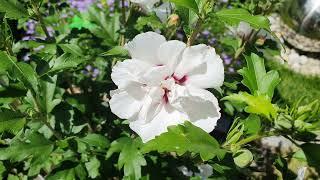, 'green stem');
235,134,261,147
32,2,55,41
187,18,203,46
119,0,127,46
